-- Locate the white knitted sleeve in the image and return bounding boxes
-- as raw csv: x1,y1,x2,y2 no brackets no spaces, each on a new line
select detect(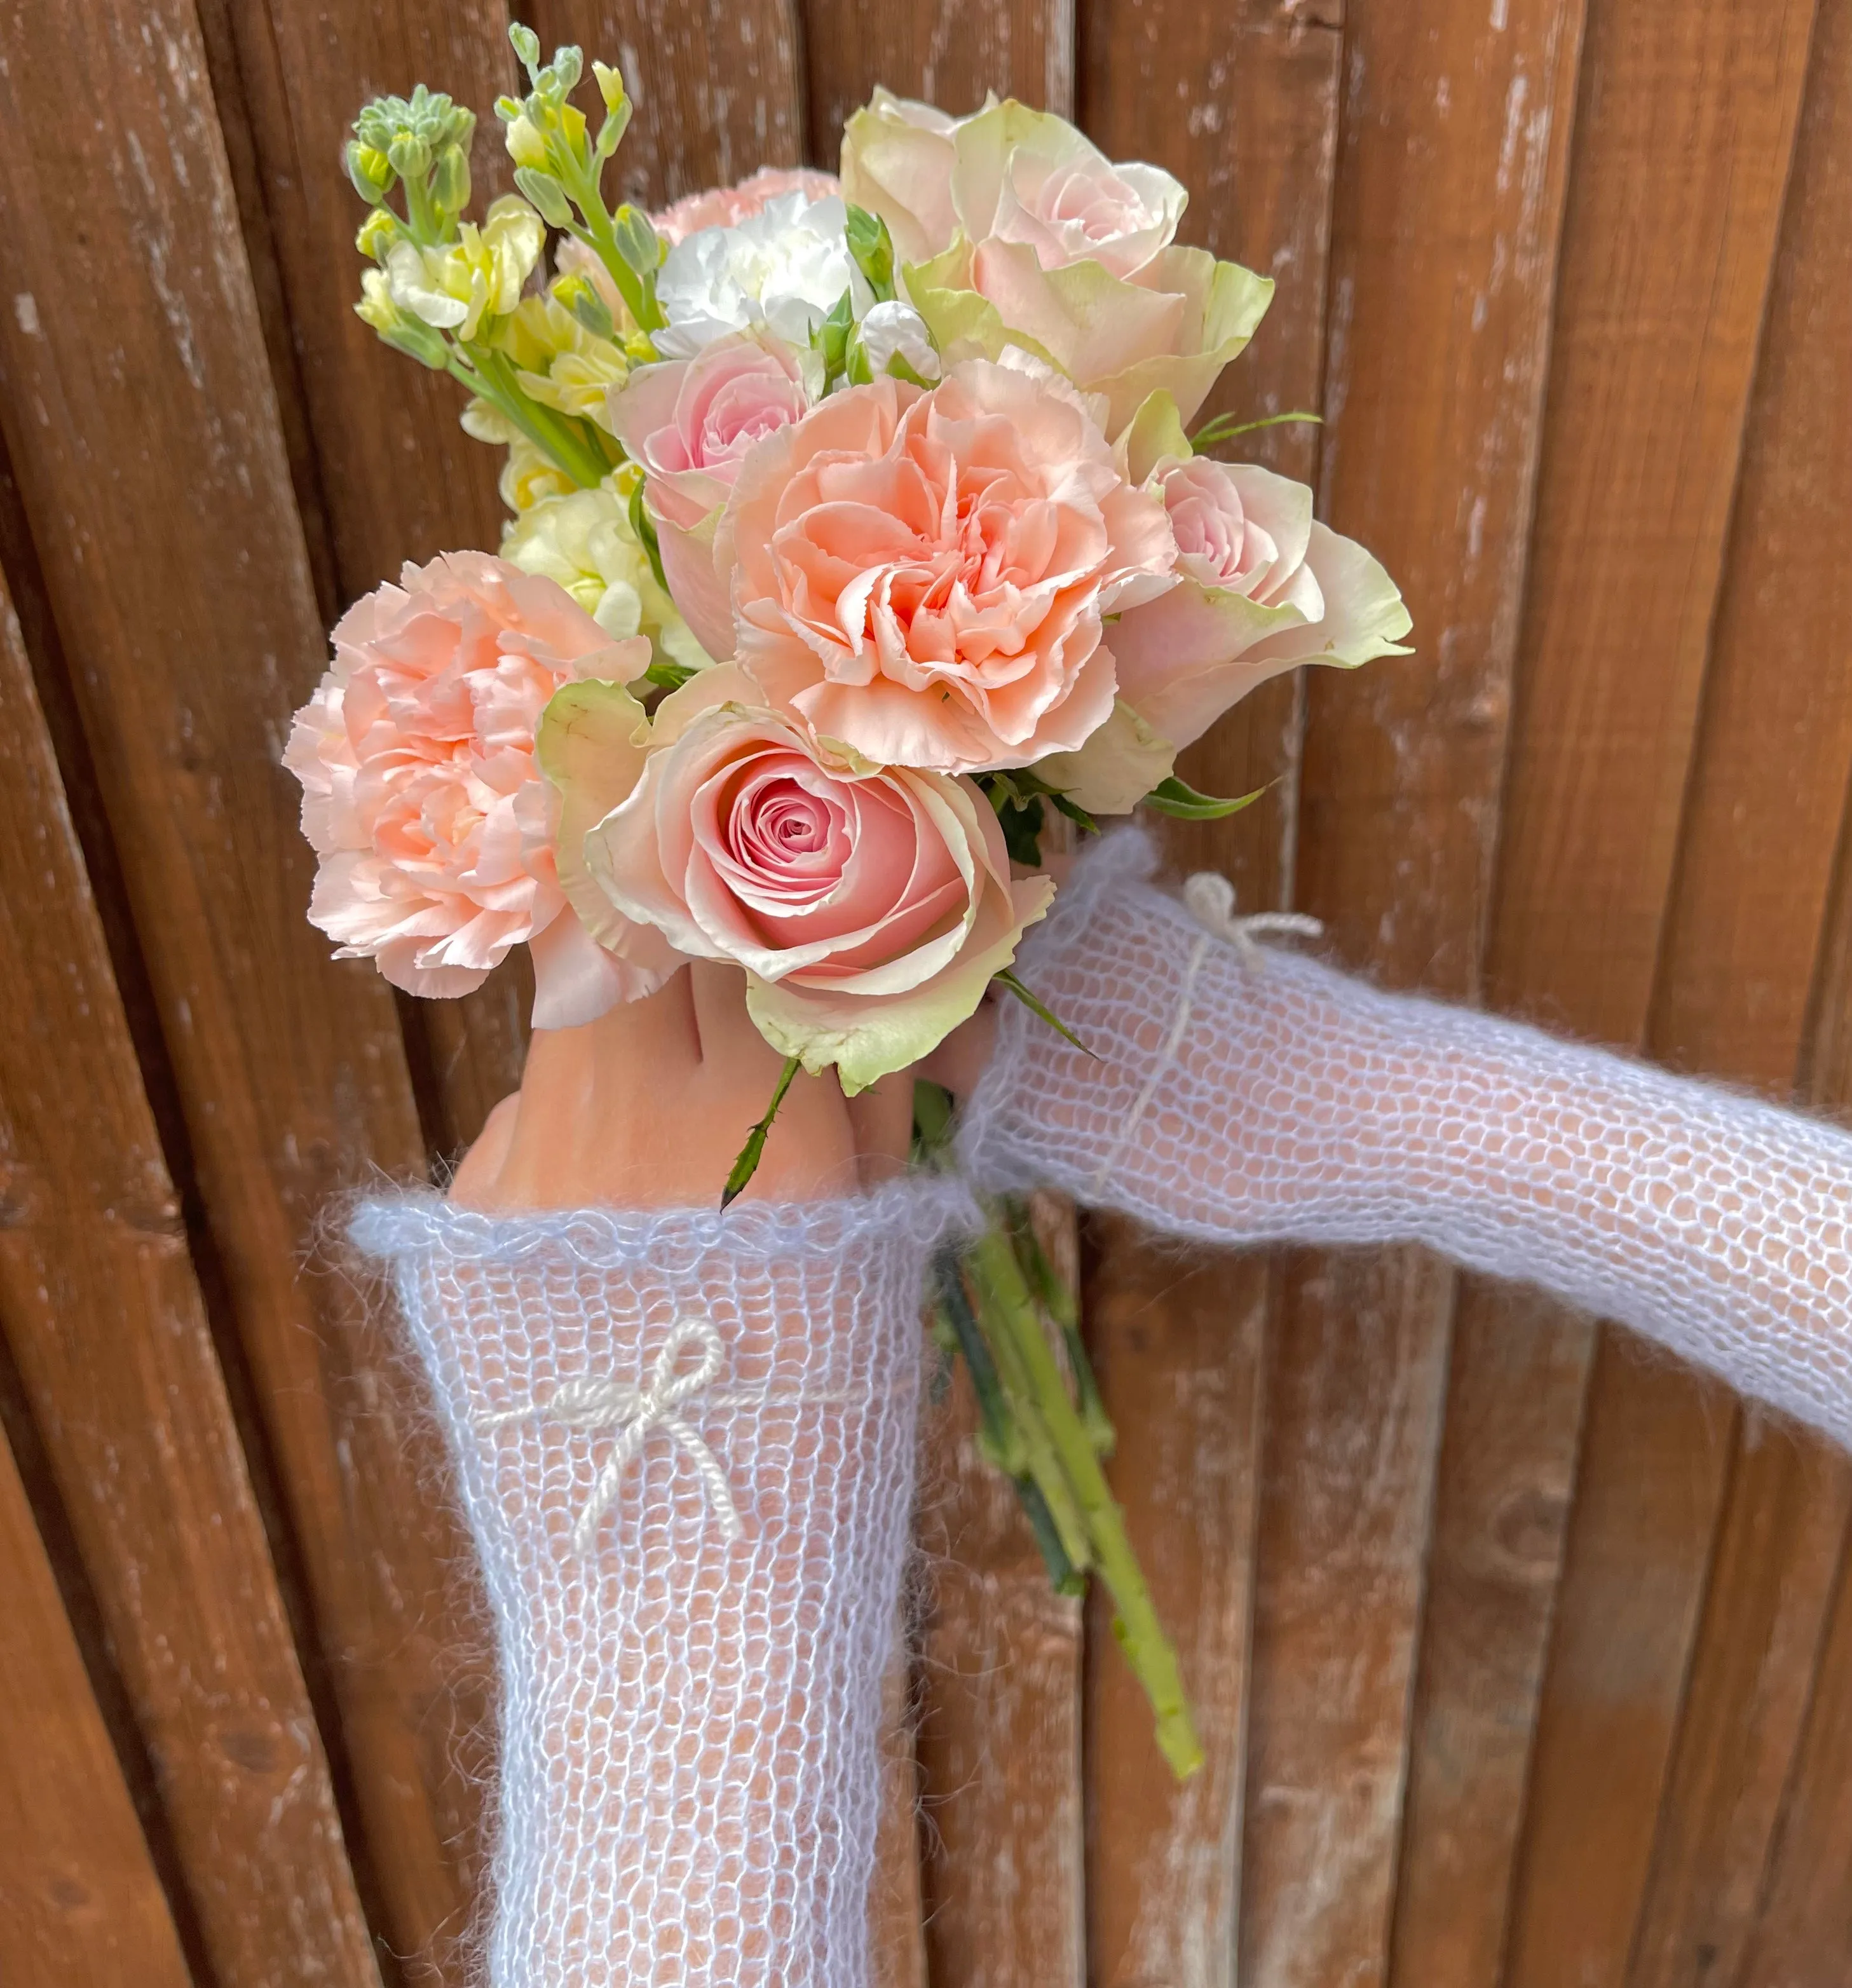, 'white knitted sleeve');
960,831,1852,1450
350,1175,977,1988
